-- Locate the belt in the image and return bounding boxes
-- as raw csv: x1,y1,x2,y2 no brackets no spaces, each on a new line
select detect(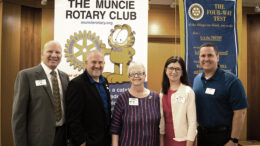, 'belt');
198,126,230,134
